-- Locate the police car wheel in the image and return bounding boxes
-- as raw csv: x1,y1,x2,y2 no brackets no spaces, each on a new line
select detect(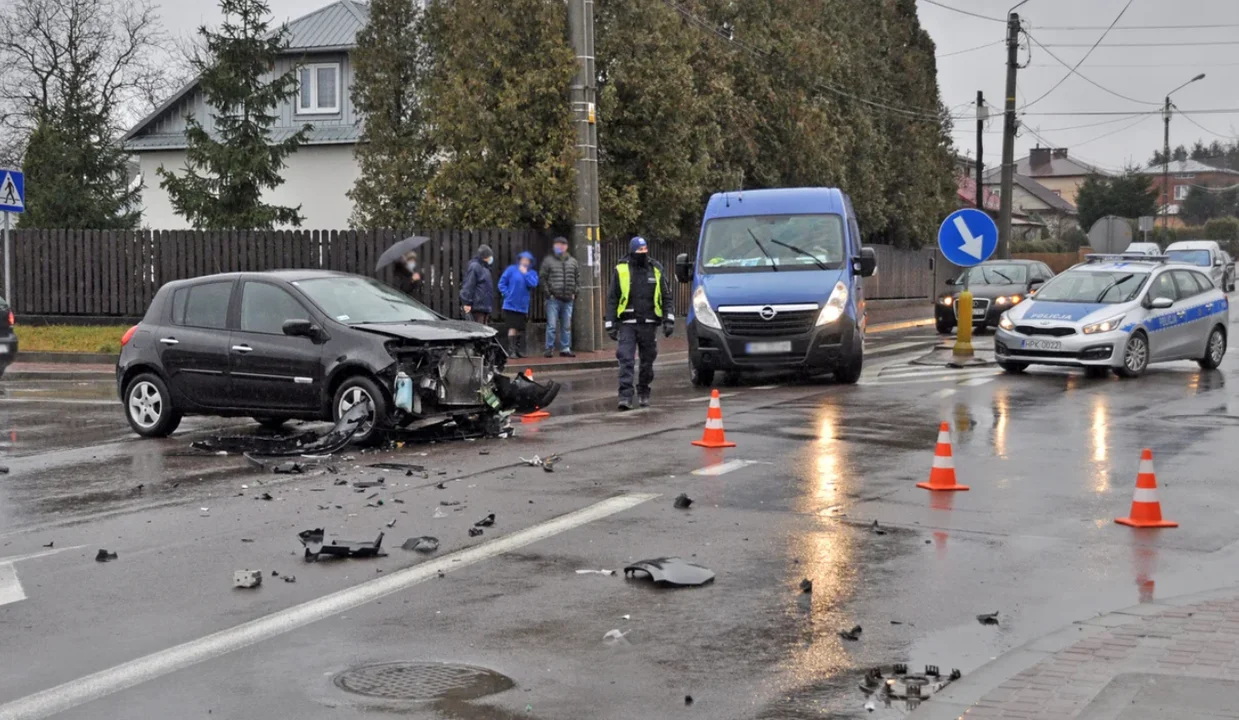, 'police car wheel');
997,361,1027,374
1199,326,1226,370
1115,332,1149,379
